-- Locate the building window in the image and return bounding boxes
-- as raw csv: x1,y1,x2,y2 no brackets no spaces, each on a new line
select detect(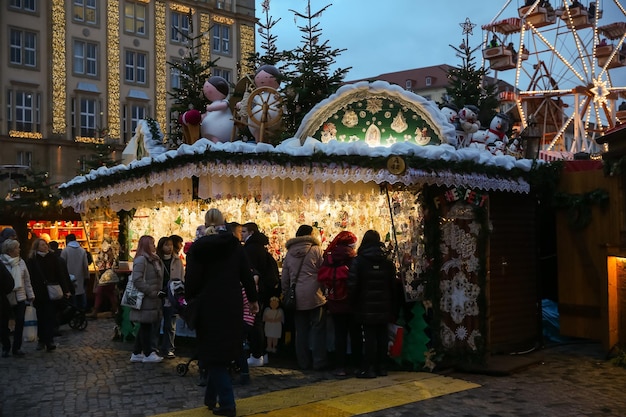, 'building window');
216,0,232,11
78,97,97,137
73,0,97,25
9,0,36,12
425,76,432,86
6,89,40,133
9,28,37,68
17,151,32,167
405,80,412,90
212,24,230,55
125,50,147,84
124,1,146,36
73,40,98,77
123,103,147,141
170,61,182,90
213,68,232,83
170,11,190,43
